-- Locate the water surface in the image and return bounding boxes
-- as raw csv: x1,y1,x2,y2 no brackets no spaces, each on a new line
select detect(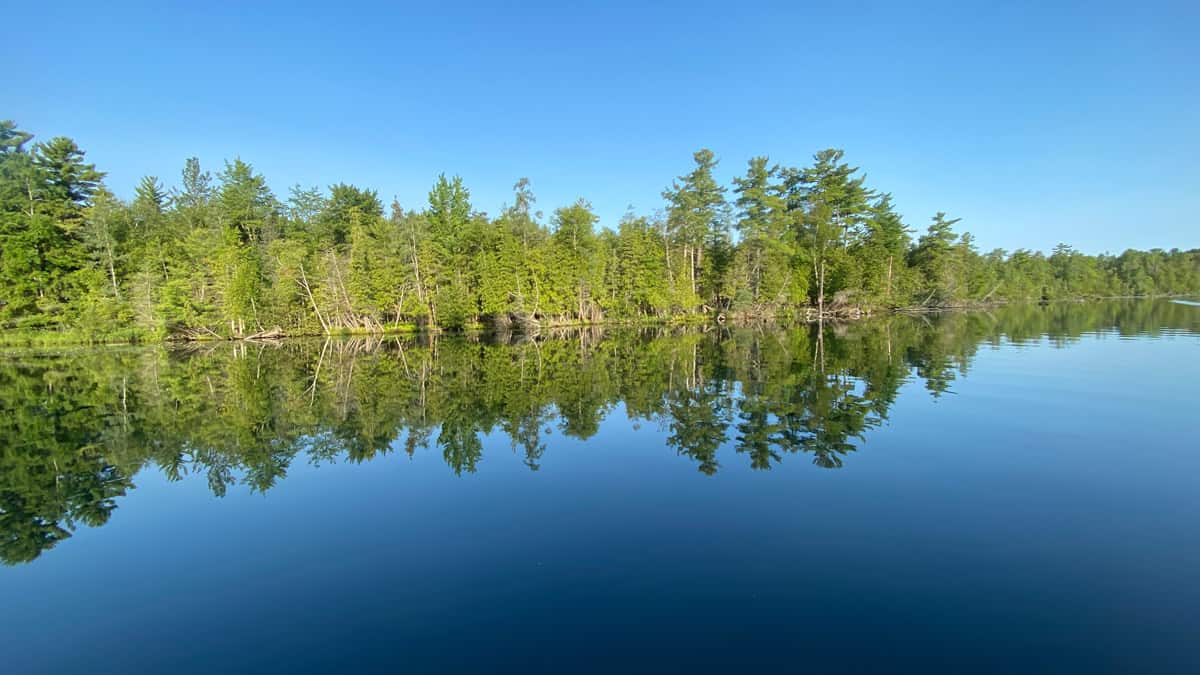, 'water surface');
2,300,1199,674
